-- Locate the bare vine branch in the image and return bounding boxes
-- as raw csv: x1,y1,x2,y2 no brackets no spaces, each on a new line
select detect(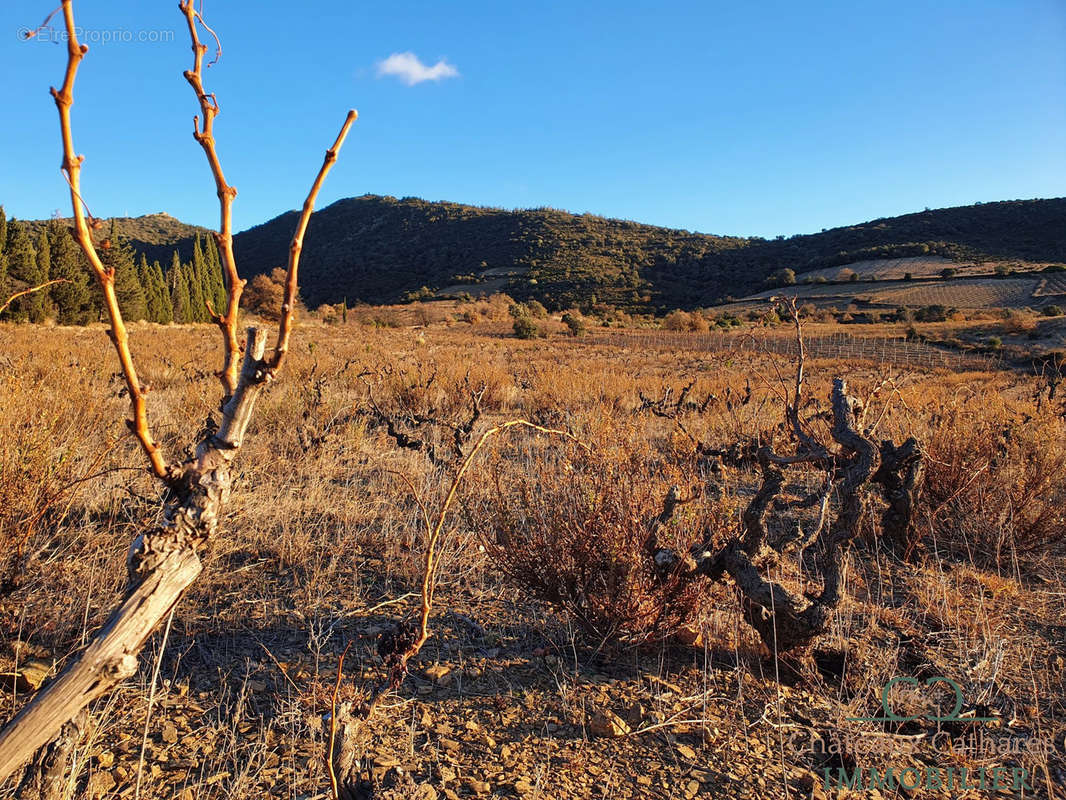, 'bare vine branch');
268,109,358,376
0,0,356,784
179,0,243,400
777,295,830,461
49,1,170,483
